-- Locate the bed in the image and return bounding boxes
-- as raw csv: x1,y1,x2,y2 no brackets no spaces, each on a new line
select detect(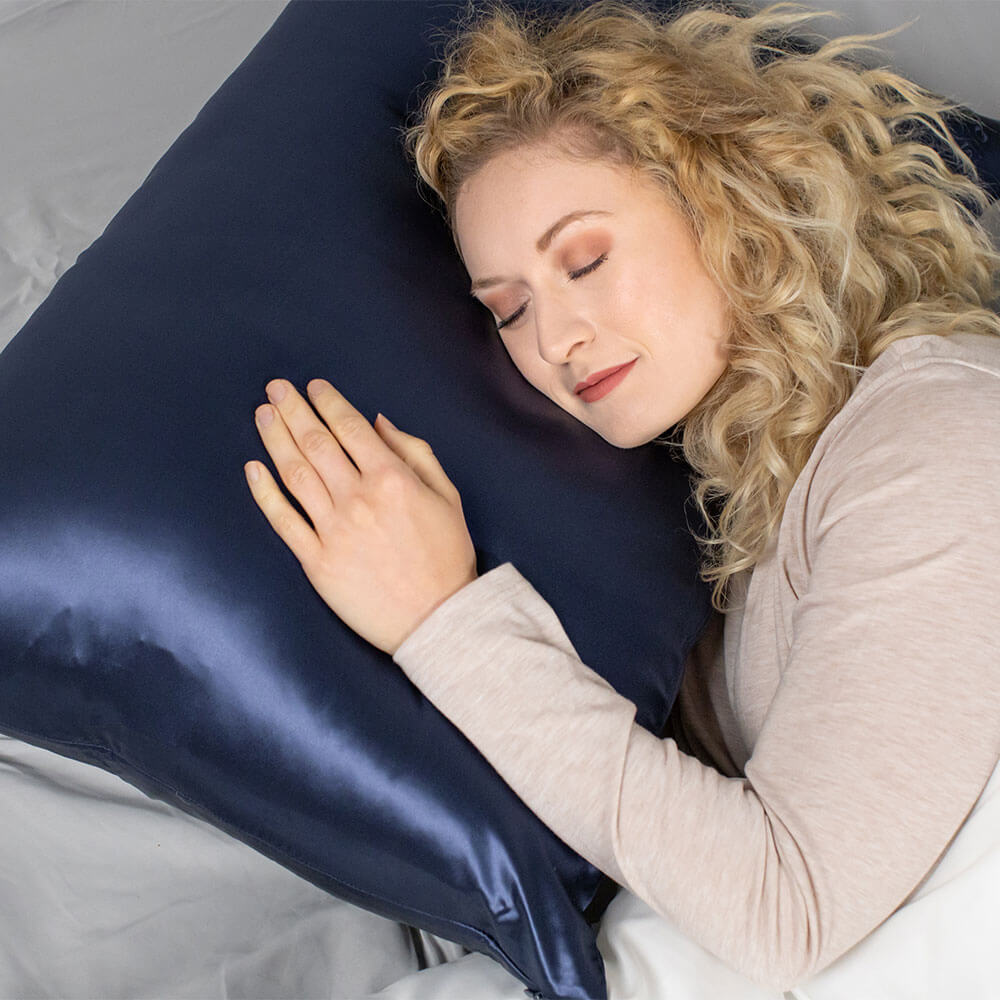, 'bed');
1,2,998,999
